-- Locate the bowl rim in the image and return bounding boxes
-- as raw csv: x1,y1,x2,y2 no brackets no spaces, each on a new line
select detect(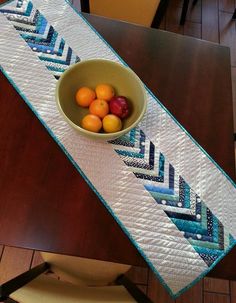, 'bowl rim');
55,58,147,139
